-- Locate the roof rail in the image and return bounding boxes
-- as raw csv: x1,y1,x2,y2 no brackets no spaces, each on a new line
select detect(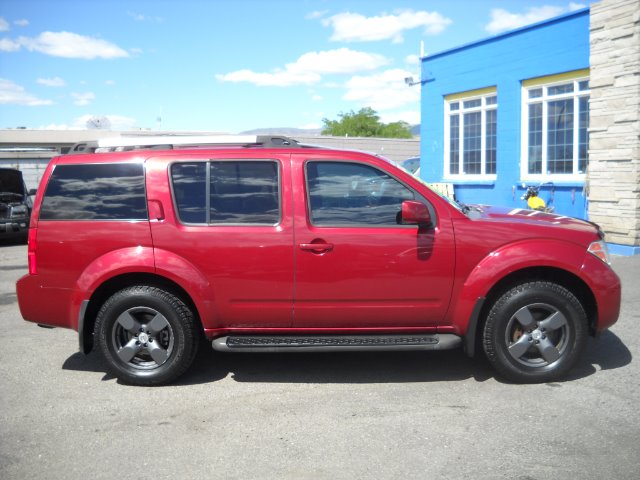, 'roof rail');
67,135,301,154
